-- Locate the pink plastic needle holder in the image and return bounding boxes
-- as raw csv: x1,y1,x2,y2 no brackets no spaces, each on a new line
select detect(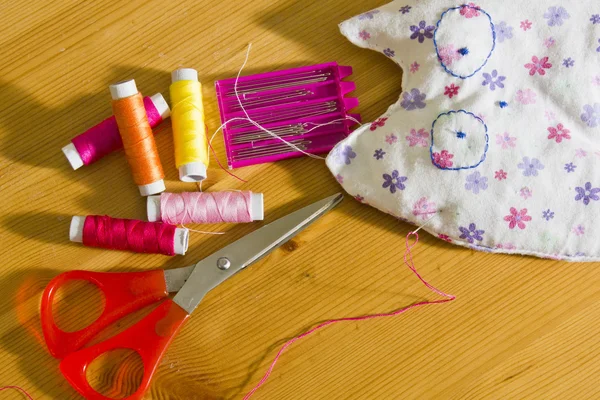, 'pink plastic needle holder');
215,62,361,169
